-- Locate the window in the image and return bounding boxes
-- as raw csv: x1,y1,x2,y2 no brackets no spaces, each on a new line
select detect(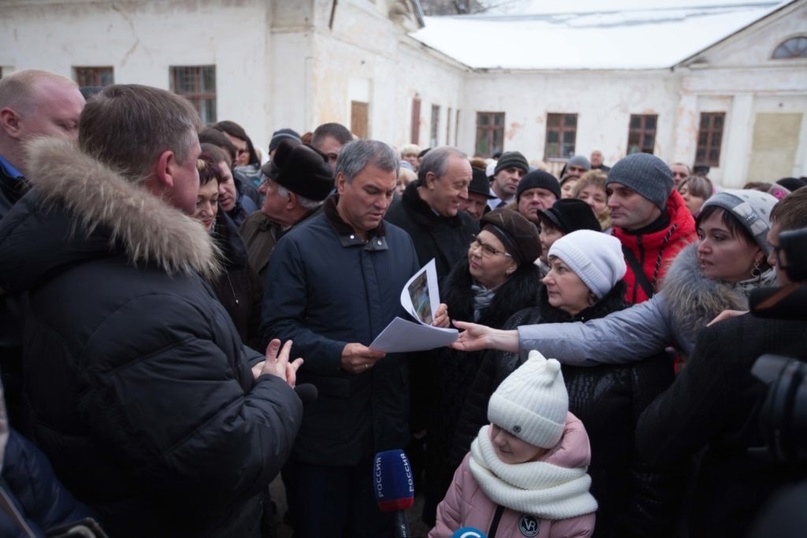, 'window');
430,104,441,147
475,112,504,157
410,96,421,144
696,112,725,167
170,65,216,124
627,114,657,154
772,36,807,59
544,113,577,160
455,109,460,147
74,67,114,88
446,107,452,145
